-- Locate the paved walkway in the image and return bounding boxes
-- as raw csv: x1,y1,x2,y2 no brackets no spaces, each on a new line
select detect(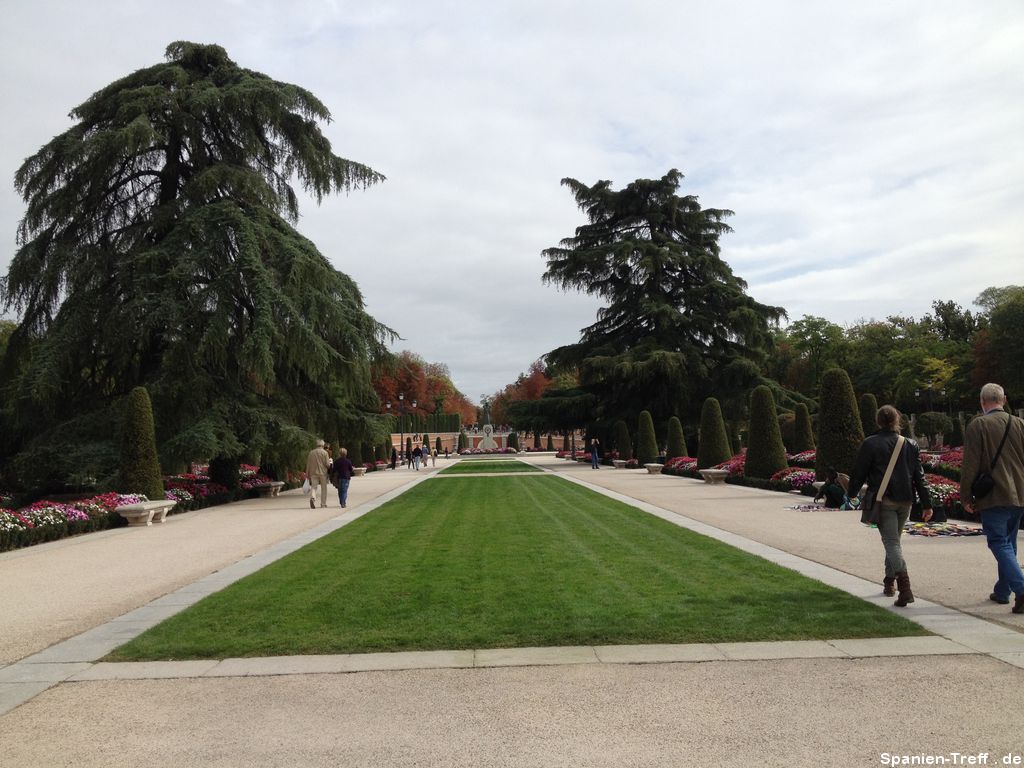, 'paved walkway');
2,455,1023,766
